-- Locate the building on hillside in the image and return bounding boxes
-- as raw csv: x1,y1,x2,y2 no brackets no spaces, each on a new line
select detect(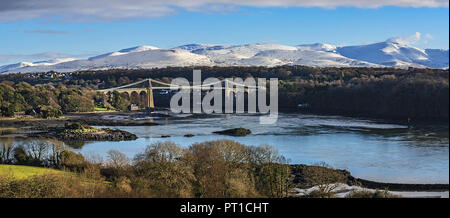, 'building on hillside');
128,104,139,111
